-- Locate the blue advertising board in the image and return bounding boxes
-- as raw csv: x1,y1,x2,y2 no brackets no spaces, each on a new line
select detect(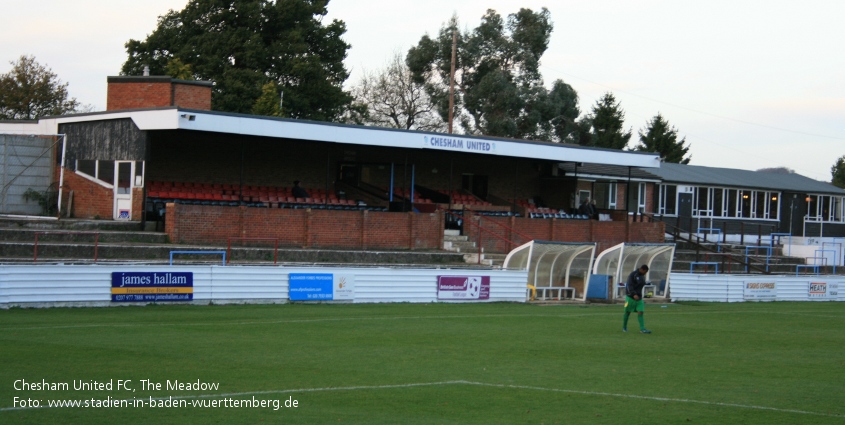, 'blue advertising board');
111,272,193,302
289,273,334,301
